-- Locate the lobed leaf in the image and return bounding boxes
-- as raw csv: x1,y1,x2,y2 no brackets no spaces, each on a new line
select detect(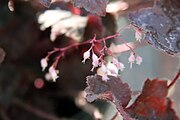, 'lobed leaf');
129,0,180,56
85,74,132,108
126,79,179,120
72,0,109,16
